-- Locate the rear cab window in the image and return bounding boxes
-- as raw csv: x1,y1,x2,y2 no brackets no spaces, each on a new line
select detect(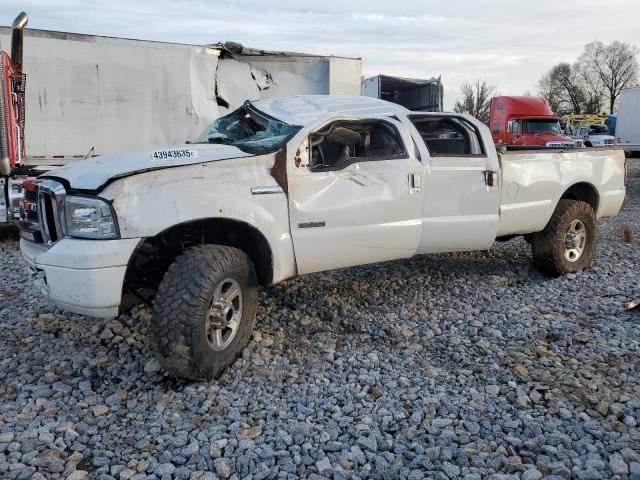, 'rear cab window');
408,115,485,157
